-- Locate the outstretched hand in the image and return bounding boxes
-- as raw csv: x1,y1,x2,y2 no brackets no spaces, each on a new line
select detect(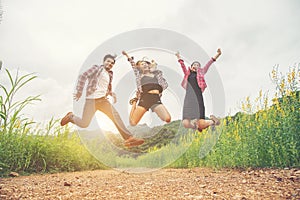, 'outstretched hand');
175,51,181,60
122,50,129,58
122,50,133,61
122,50,135,67
213,48,222,61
